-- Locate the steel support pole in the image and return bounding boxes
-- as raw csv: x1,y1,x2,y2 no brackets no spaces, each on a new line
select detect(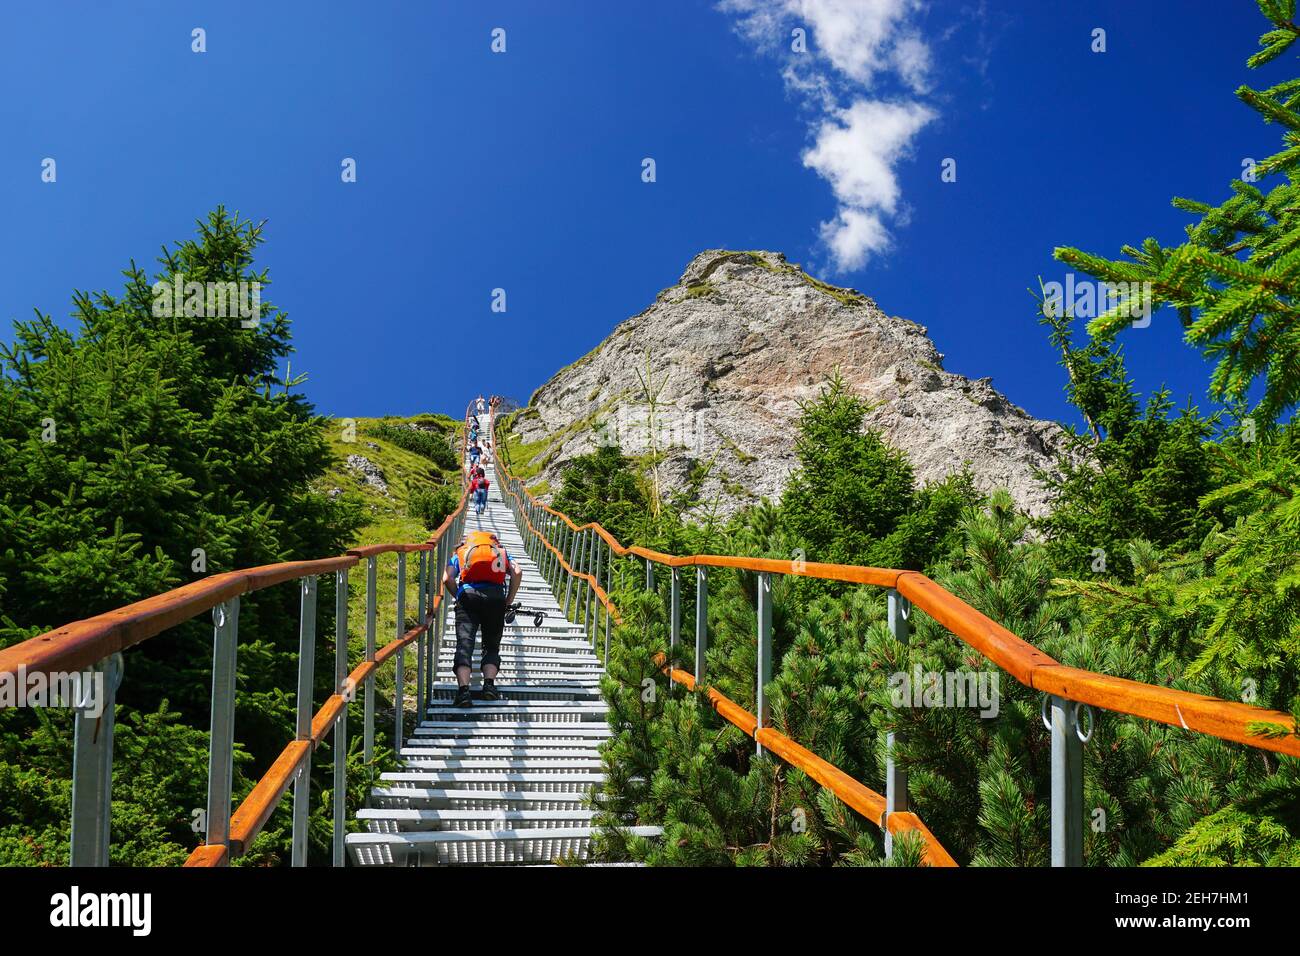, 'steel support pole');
333,570,348,867
695,567,708,685
394,553,406,753
71,652,123,866
364,556,377,765
291,576,318,867
563,528,579,620
205,598,239,861
669,568,680,689
416,551,427,718
431,537,445,694
755,572,772,758
582,530,595,636
645,557,654,593
592,536,604,655
885,588,910,859
670,568,681,650
1050,696,1084,867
